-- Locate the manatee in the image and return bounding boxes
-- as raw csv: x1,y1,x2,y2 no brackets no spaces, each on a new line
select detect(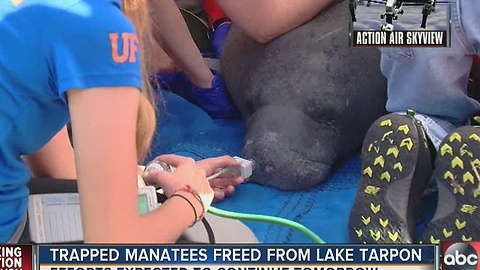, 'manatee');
221,0,388,191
